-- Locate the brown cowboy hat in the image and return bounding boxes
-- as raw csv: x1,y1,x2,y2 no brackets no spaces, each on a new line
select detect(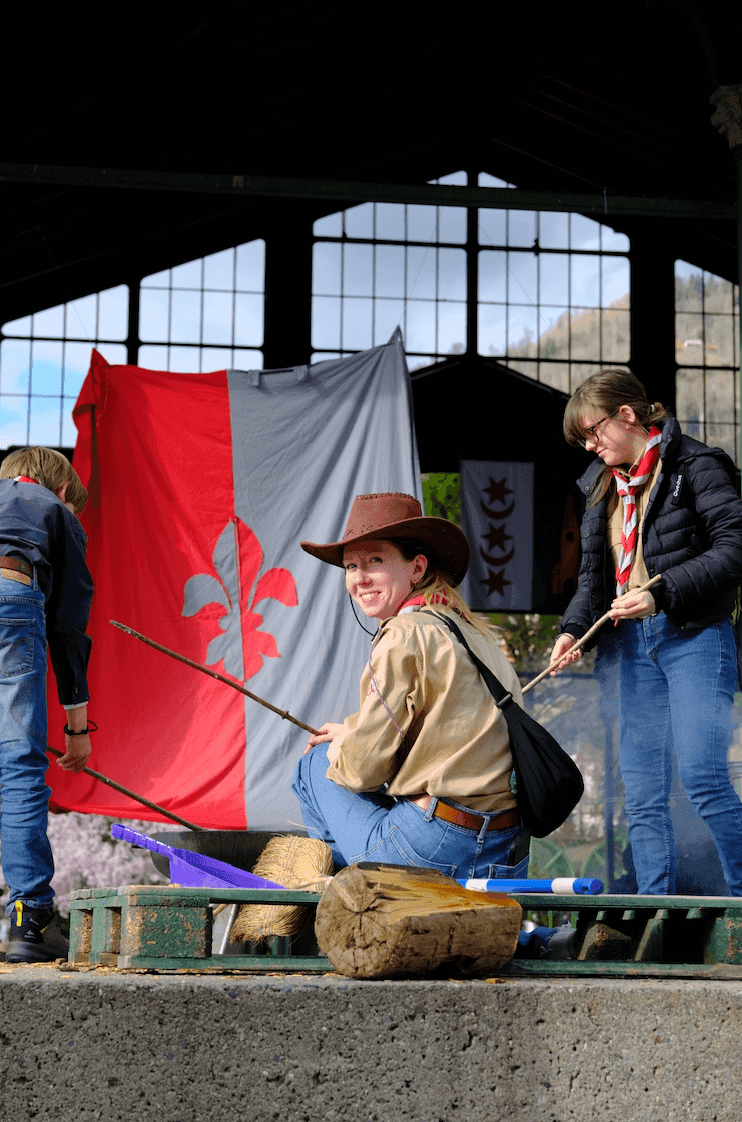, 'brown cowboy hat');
300,492,471,587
